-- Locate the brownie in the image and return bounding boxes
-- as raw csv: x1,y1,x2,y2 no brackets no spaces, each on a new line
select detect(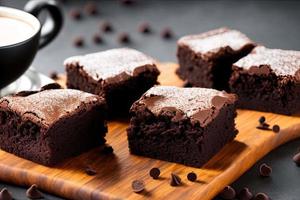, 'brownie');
229,46,300,115
0,84,107,166
177,27,256,90
65,48,160,117
127,86,238,168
